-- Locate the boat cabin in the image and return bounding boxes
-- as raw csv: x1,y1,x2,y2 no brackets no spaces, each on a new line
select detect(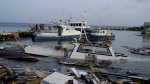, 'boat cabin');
91,29,112,36
69,21,87,27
